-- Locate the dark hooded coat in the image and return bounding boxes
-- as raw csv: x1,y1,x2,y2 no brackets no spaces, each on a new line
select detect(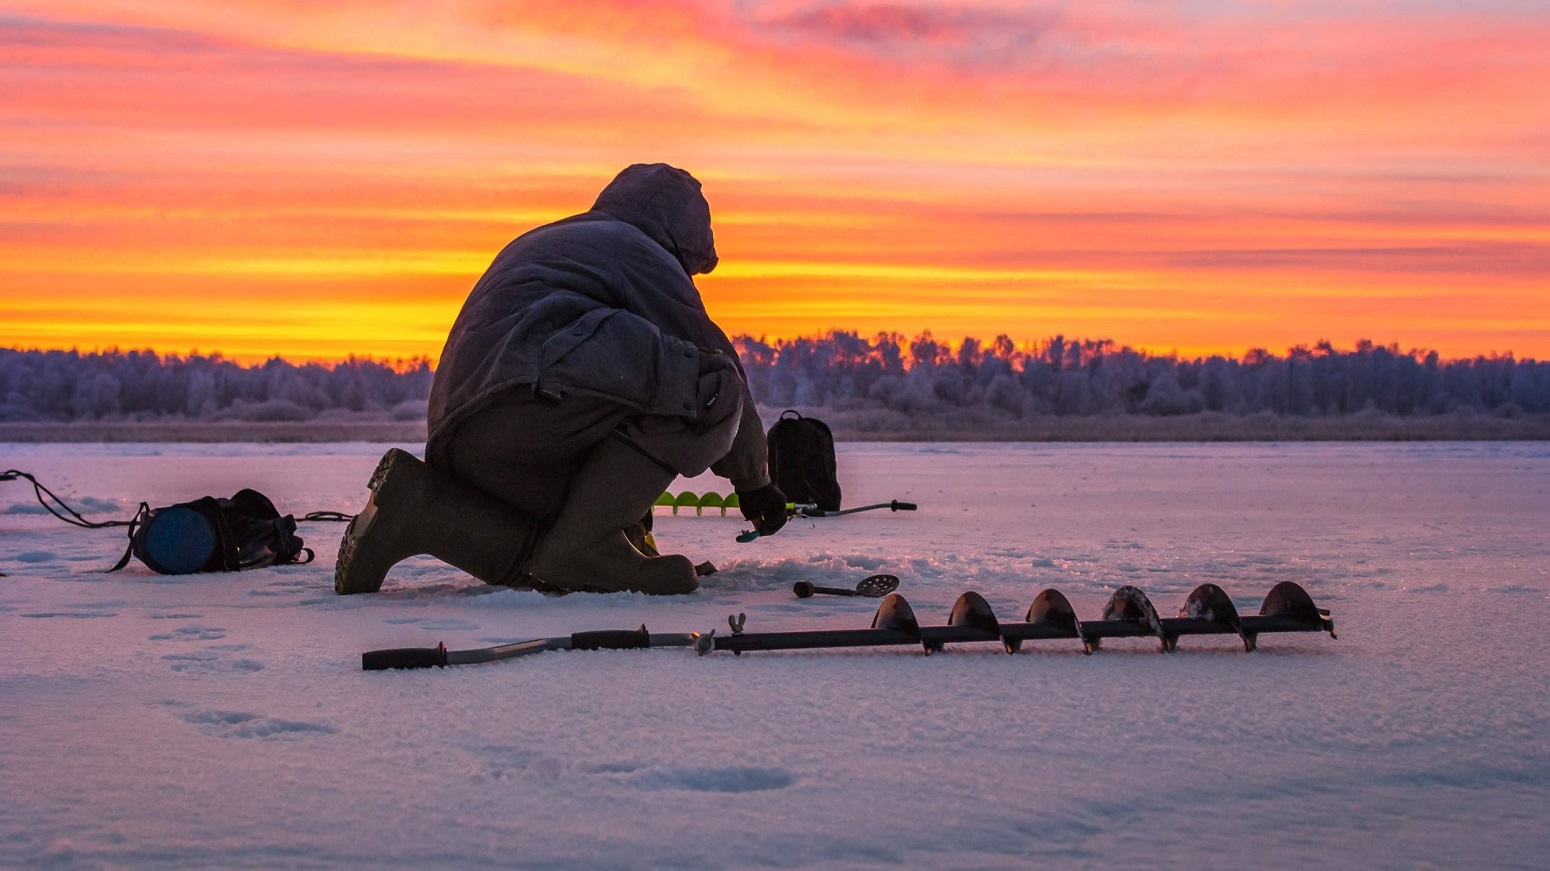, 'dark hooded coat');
426,164,768,490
